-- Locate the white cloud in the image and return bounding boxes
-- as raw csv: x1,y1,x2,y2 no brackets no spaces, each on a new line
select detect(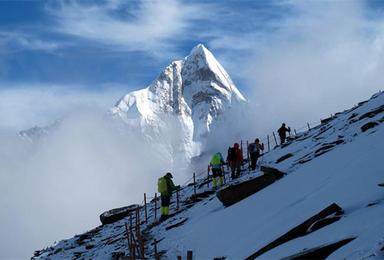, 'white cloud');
0,112,171,259
207,0,384,134
0,84,126,131
0,31,60,52
46,0,207,56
